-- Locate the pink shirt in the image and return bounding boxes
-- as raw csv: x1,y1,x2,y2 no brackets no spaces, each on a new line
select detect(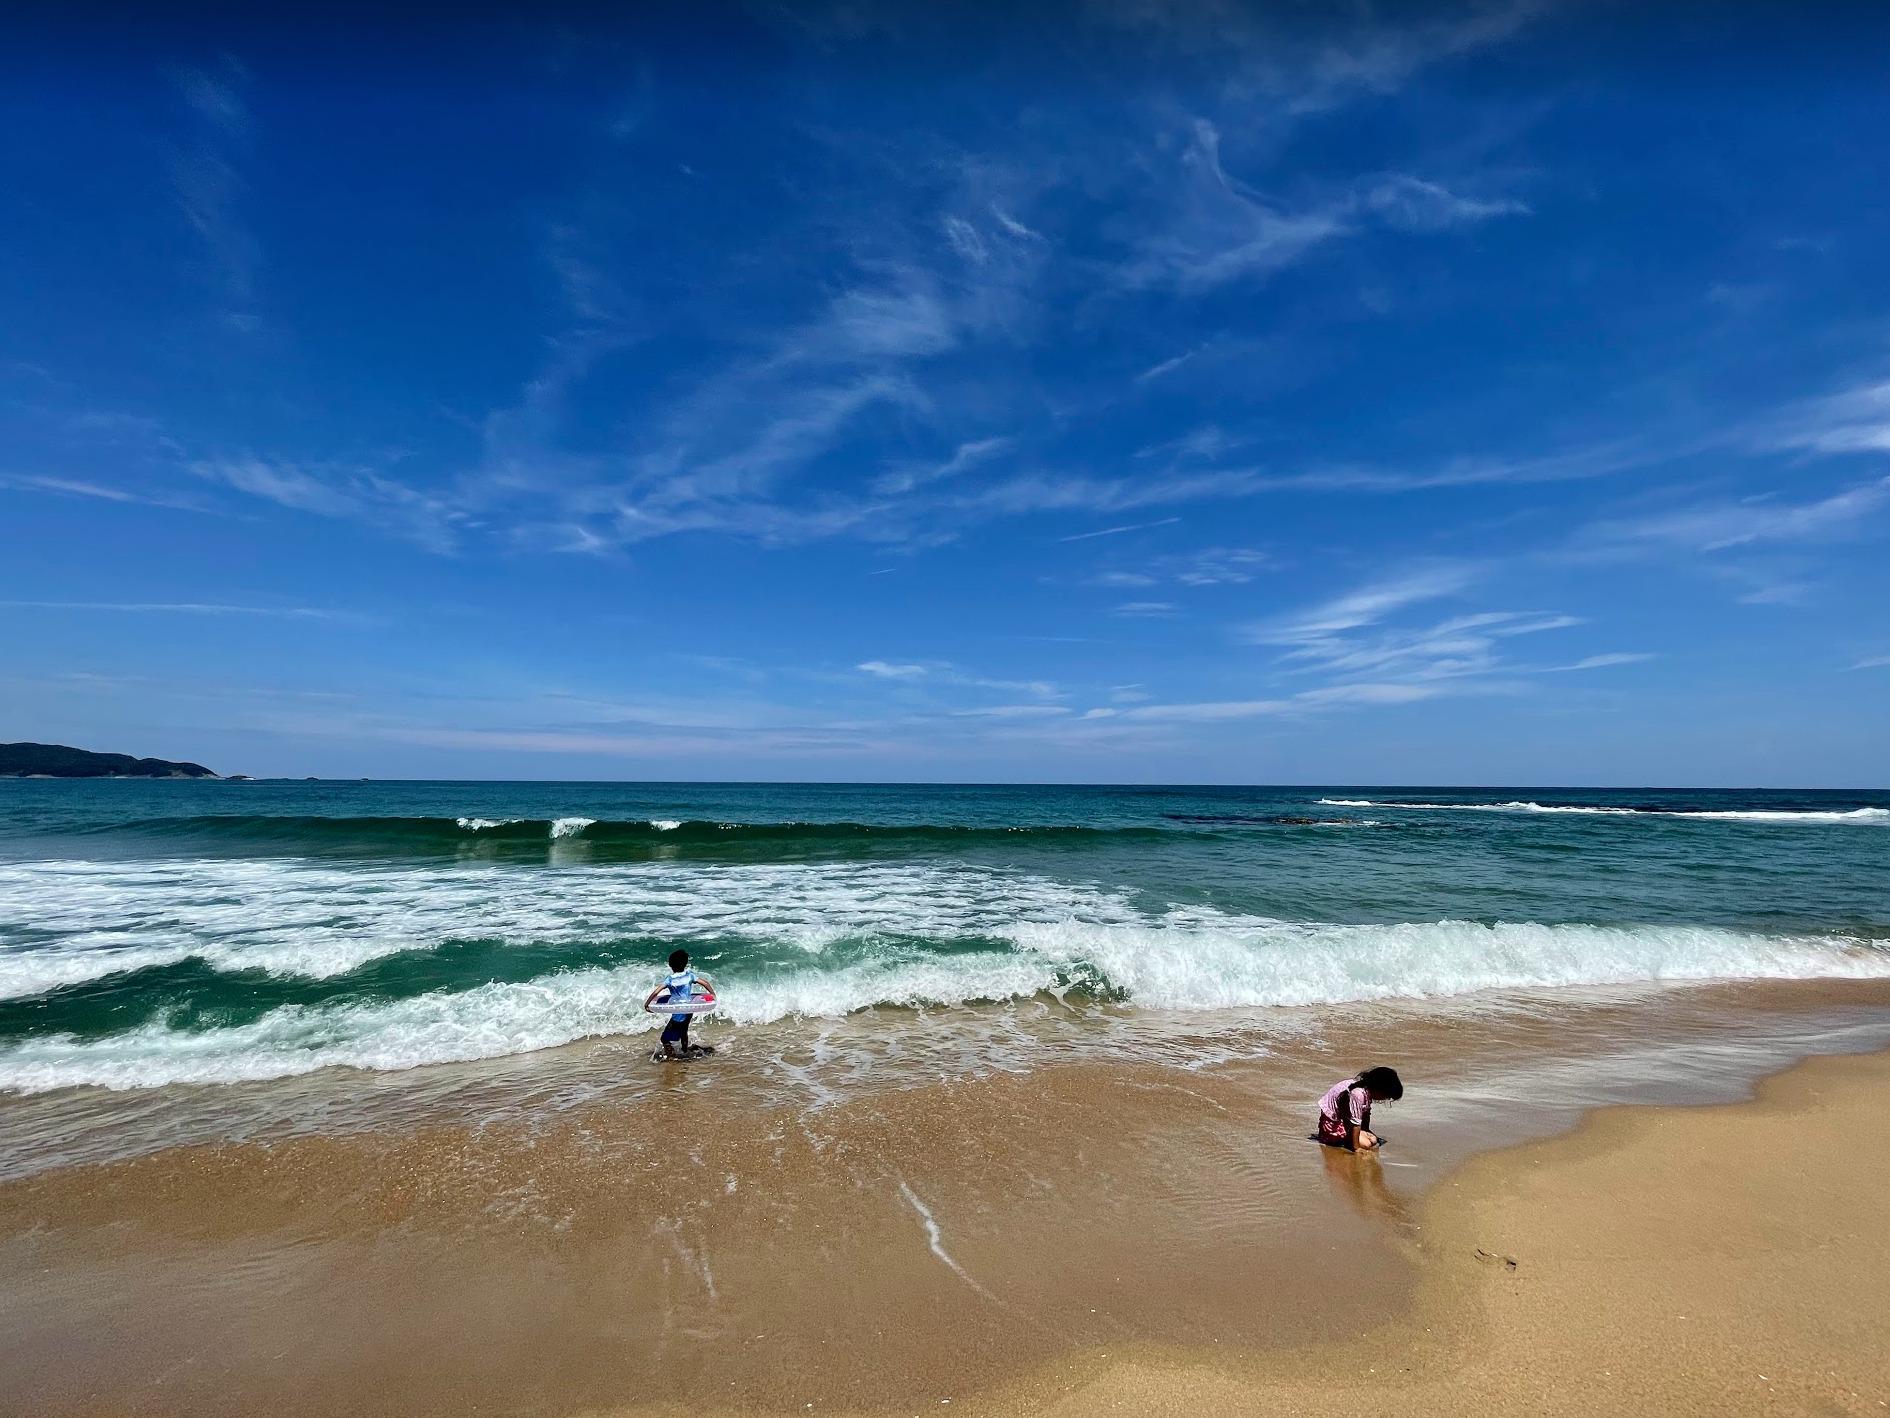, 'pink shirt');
1319,1079,1371,1132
